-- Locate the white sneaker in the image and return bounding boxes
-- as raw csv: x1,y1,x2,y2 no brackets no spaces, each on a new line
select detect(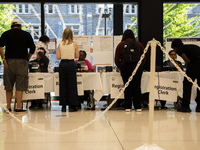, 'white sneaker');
136,109,142,112
125,109,131,112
